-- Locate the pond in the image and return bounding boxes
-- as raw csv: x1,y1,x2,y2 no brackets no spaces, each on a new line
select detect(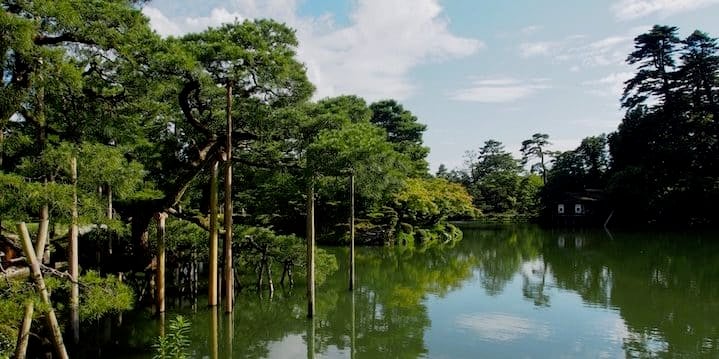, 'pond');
78,225,719,358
